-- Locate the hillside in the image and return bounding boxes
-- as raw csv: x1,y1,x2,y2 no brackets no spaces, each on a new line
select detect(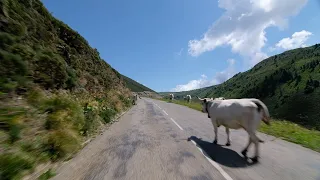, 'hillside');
0,0,148,179
162,44,320,130
121,75,155,92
